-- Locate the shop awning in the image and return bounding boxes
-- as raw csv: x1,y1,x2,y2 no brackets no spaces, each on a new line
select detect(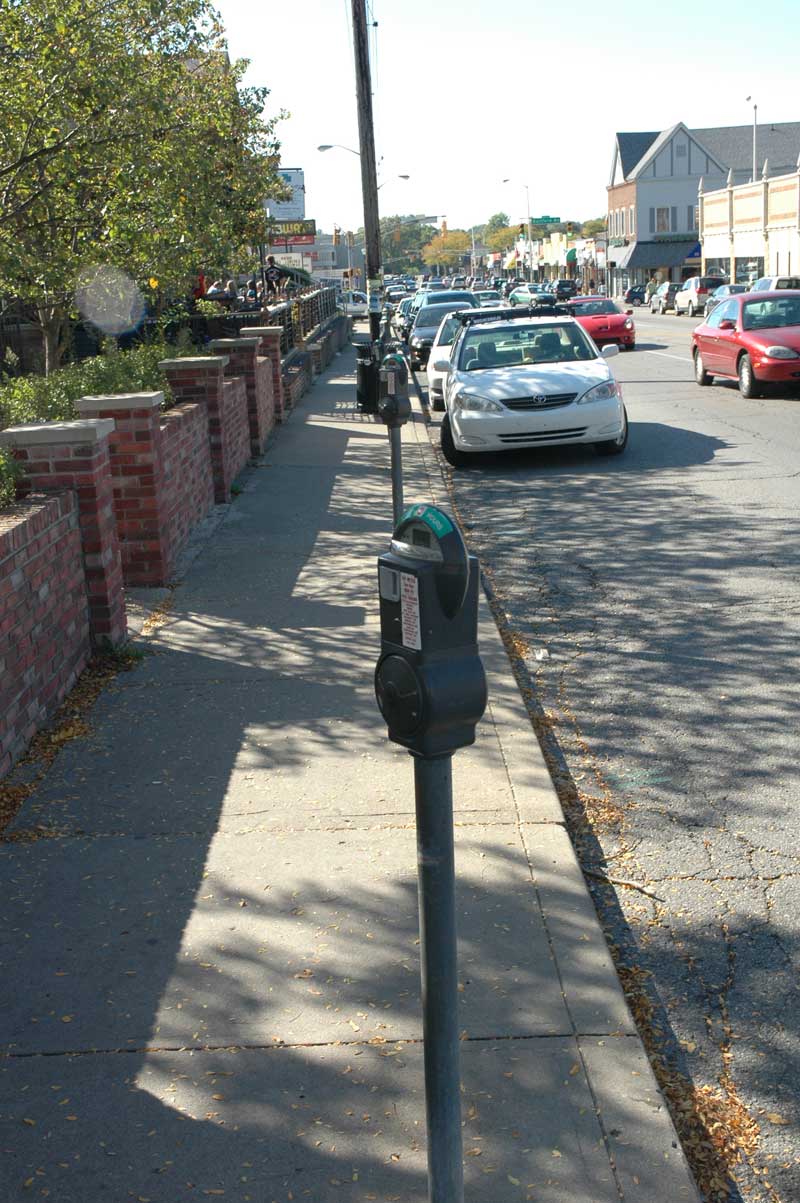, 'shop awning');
620,240,701,270
503,252,517,269
566,248,577,263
